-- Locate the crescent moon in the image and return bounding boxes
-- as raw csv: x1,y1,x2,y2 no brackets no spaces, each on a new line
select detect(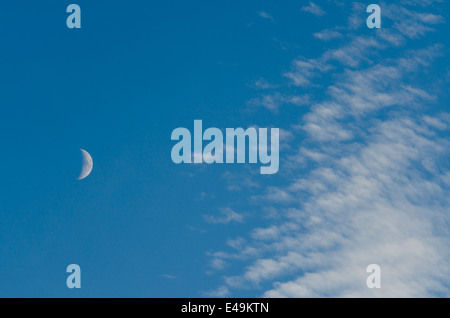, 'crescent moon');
78,149,93,180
